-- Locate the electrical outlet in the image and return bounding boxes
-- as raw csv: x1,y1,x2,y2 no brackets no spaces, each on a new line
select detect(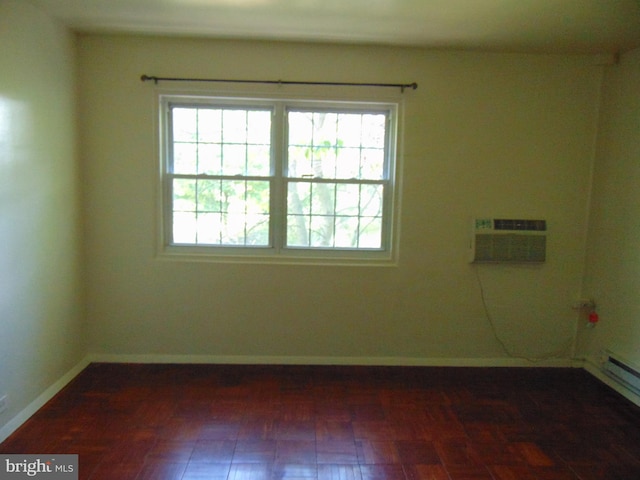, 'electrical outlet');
0,395,7,414
573,298,595,310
